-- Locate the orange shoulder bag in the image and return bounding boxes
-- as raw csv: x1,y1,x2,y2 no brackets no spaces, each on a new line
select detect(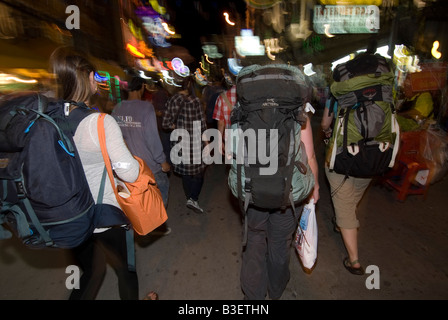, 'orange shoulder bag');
97,113,168,235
